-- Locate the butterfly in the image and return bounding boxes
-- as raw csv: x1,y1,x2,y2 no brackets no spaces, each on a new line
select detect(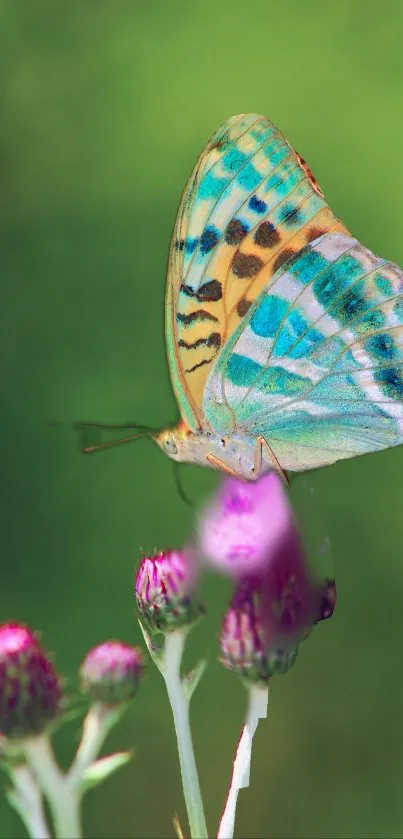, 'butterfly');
154,111,403,481
79,114,403,482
